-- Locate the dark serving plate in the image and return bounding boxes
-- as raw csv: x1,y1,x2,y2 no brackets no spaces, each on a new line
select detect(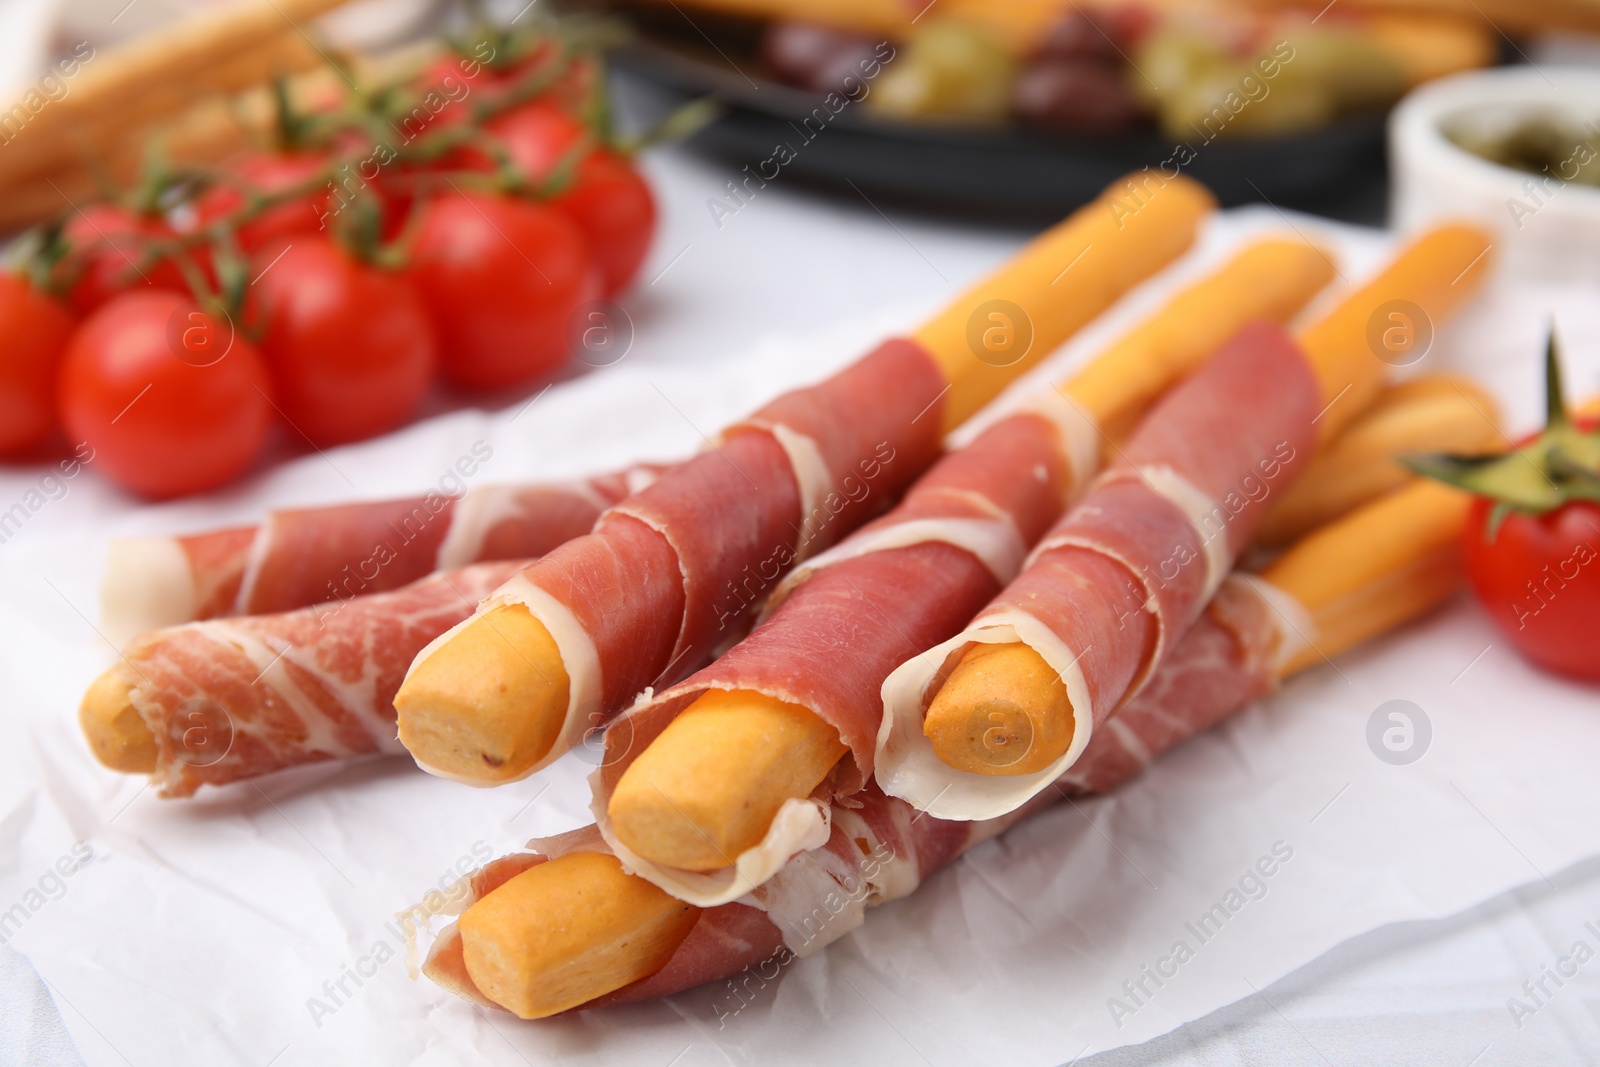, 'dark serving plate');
582,2,1391,222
